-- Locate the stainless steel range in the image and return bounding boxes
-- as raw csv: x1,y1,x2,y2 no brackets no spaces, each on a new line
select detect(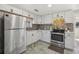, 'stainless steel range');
51,29,65,48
